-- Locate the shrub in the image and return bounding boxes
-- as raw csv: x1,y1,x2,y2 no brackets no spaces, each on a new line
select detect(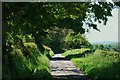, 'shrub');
64,32,92,49
43,45,54,59
2,42,52,79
